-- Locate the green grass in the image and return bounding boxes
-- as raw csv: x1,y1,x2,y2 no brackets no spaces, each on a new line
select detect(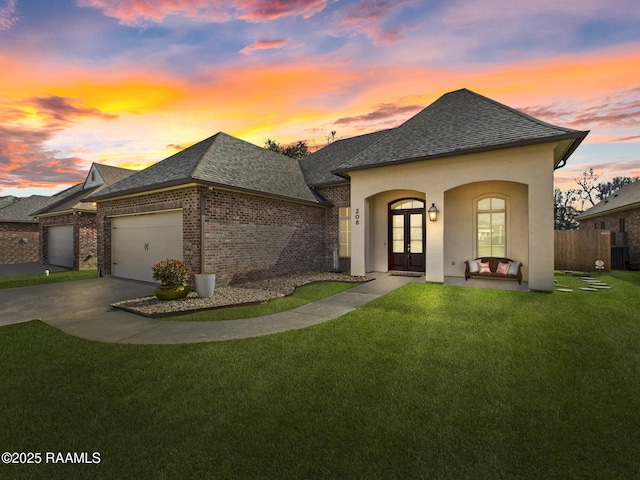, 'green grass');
0,269,98,289
164,281,358,321
1,271,639,479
